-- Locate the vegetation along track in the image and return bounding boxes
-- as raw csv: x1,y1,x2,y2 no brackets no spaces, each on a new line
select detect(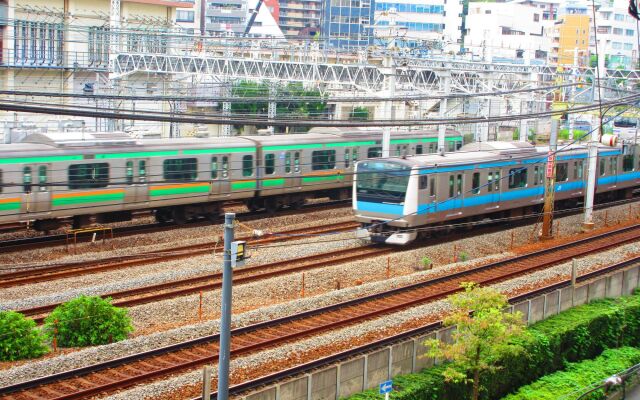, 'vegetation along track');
3,223,640,400
16,244,392,324
0,201,349,252
0,220,359,288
